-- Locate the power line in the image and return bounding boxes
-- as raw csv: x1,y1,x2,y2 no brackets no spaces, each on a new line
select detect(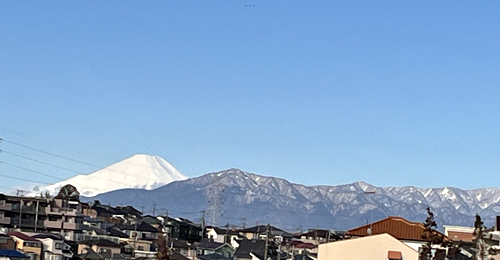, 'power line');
1,161,66,181
0,138,184,185
0,172,52,185
1,149,84,174
0,149,133,187
0,137,192,174
1,138,96,168
0,160,114,192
